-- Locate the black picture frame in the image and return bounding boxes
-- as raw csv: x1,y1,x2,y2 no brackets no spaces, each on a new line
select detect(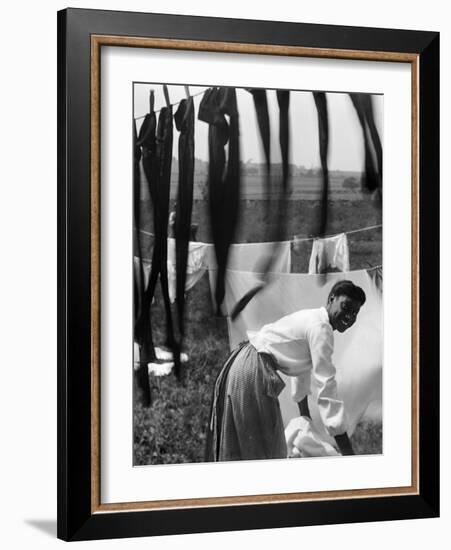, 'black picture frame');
57,7,439,541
